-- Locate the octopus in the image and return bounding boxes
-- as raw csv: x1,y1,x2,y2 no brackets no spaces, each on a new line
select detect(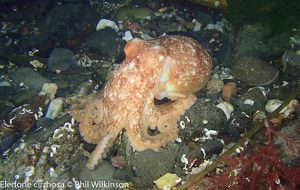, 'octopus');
71,35,212,170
